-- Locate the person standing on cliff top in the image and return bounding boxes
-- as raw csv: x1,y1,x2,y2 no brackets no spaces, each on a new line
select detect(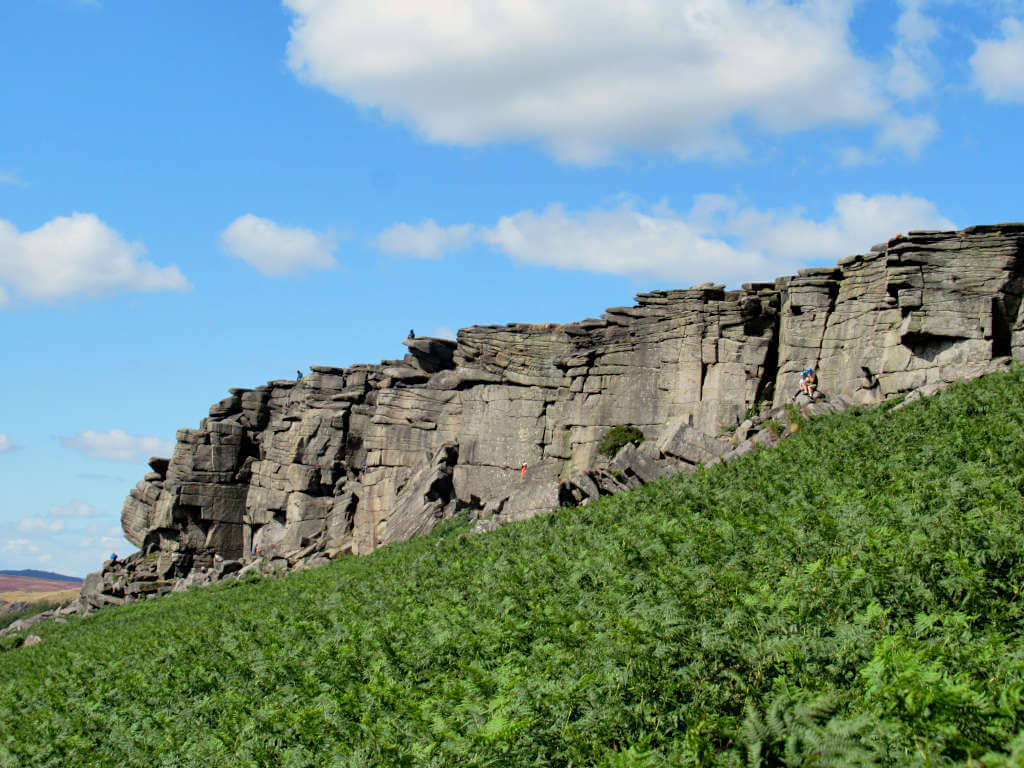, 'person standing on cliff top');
296,369,303,380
